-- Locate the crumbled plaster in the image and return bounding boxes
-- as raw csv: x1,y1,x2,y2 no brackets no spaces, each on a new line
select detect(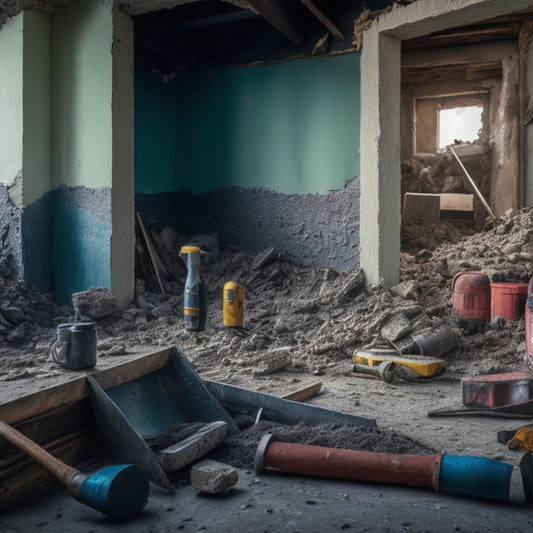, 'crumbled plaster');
136,178,360,271
0,181,23,279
